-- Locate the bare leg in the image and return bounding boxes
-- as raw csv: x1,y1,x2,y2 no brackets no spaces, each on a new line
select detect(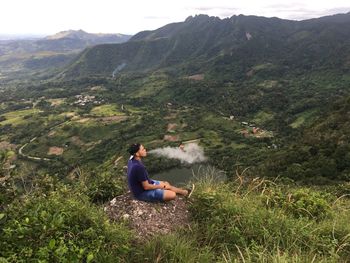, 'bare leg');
163,190,176,201
158,181,189,199
167,185,188,196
